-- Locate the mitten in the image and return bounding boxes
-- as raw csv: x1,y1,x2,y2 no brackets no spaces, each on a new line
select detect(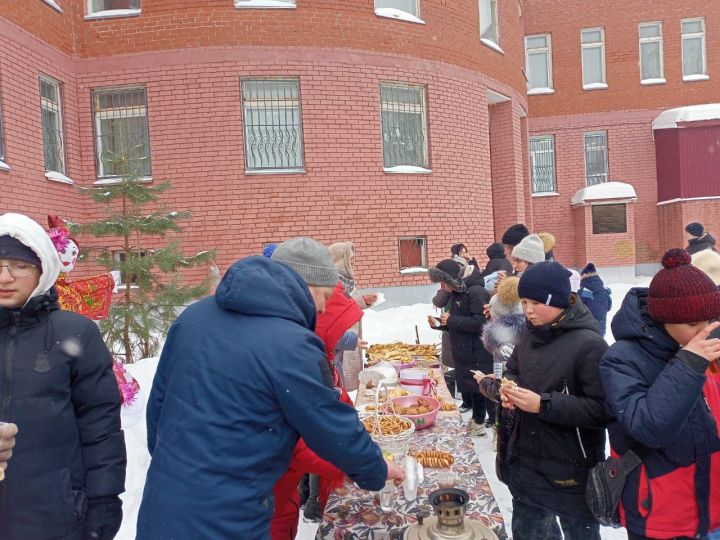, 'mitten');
85,495,122,540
